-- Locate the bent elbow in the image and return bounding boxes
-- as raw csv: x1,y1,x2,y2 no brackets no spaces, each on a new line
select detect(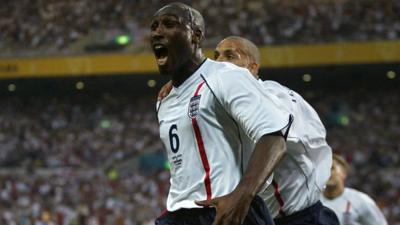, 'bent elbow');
276,136,287,158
